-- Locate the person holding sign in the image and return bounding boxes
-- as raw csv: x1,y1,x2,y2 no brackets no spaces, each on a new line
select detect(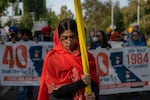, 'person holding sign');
7,25,19,43
124,30,146,47
16,28,34,100
41,26,53,41
38,18,99,100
